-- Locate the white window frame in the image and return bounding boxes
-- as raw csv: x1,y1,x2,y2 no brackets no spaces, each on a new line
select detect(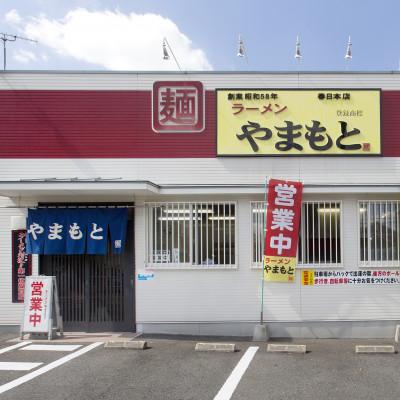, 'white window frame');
358,200,400,268
145,201,238,270
250,200,343,269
